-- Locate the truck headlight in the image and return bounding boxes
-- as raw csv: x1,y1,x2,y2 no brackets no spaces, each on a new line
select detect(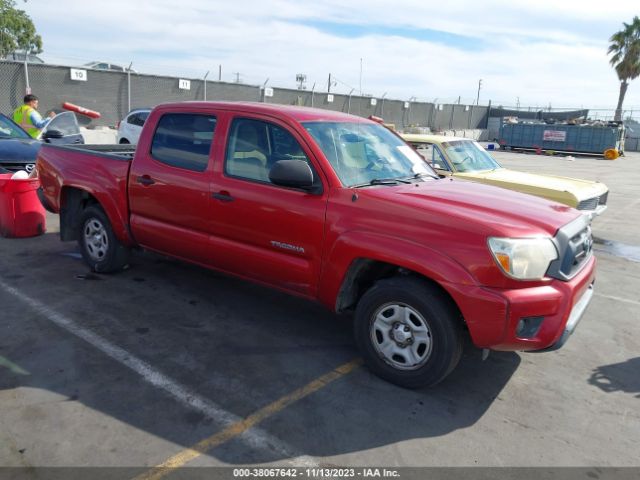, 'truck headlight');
488,237,558,280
